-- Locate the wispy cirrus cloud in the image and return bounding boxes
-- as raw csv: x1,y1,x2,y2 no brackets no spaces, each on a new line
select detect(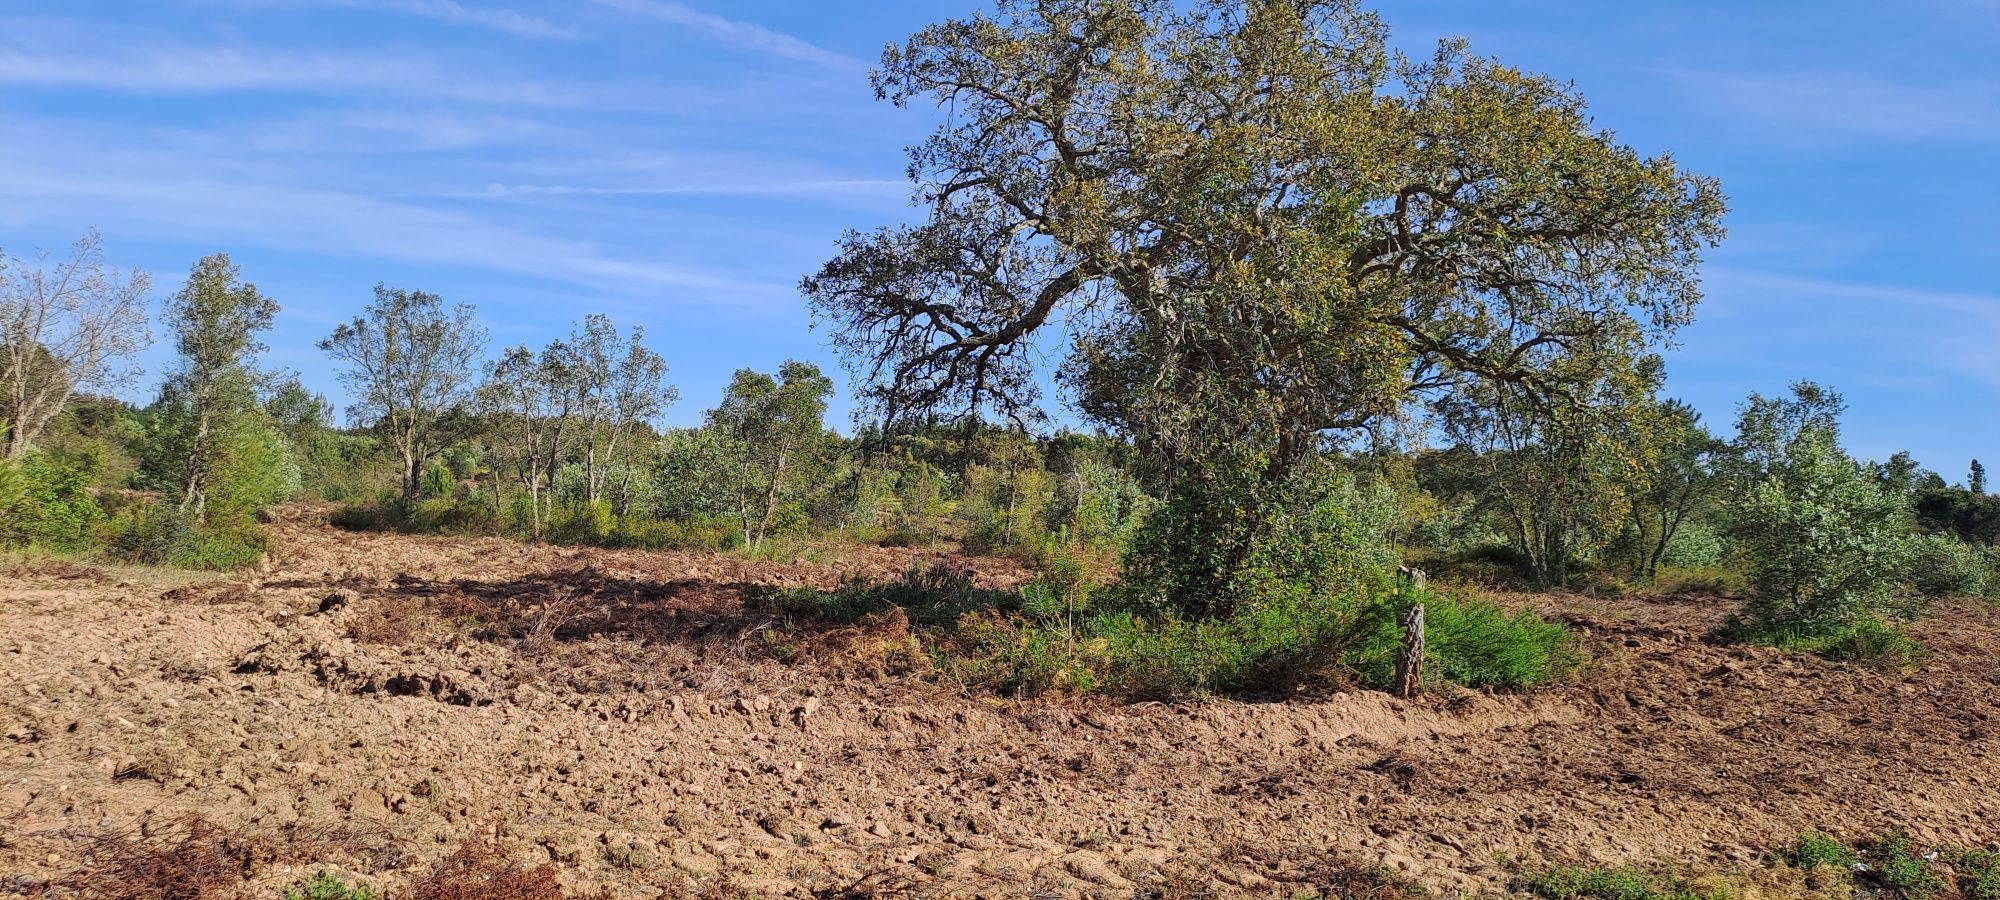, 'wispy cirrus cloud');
471,178,904,199
1664,68,2000,143
330,0,581,40
0,37,626,108
590,0,860,69
1701,268,2000,392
